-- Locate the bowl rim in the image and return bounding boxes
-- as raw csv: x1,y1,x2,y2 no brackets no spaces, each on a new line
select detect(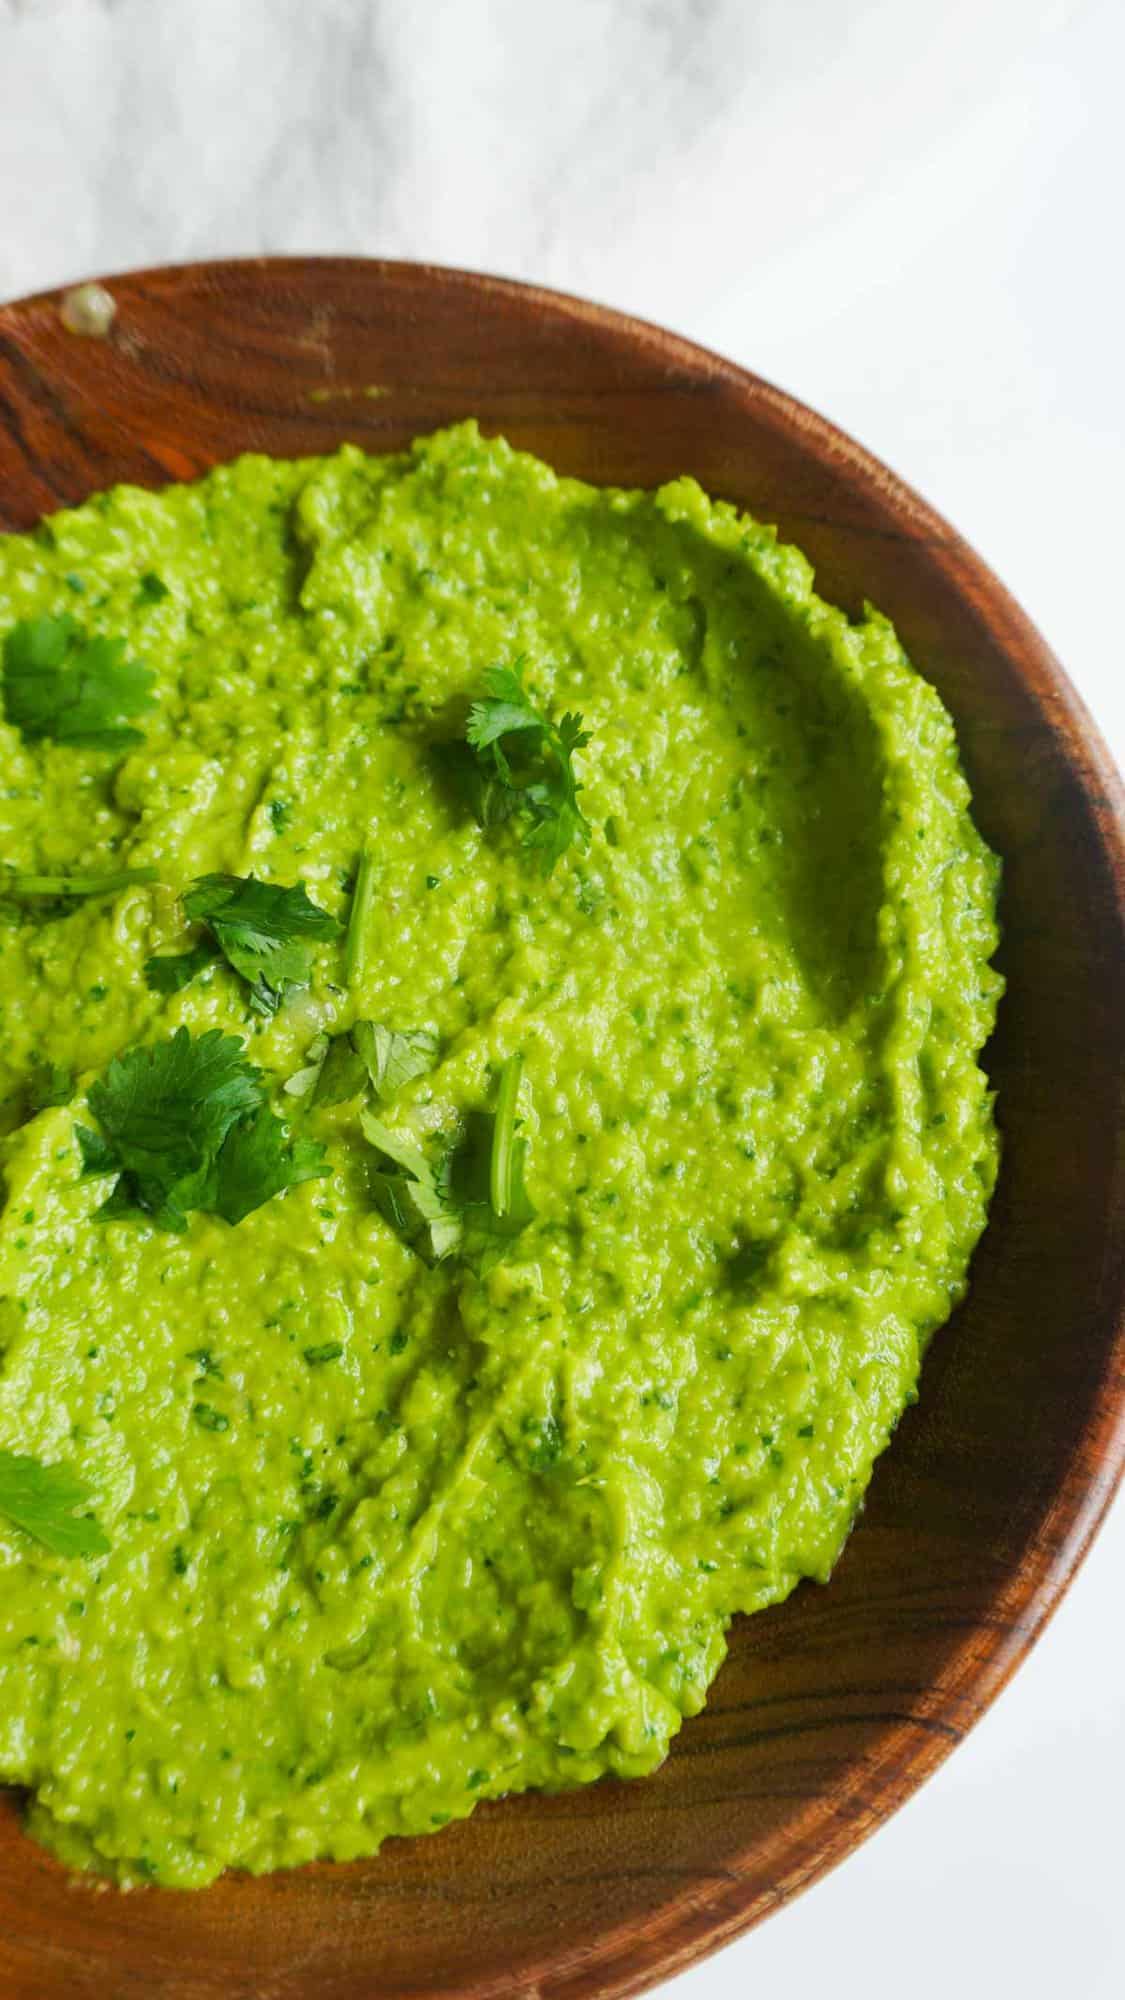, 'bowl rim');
2,254,1125,1997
